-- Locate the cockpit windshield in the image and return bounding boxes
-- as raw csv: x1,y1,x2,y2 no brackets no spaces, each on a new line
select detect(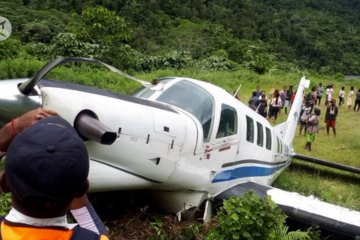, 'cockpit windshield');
156,80,214,141
132,79,215,141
